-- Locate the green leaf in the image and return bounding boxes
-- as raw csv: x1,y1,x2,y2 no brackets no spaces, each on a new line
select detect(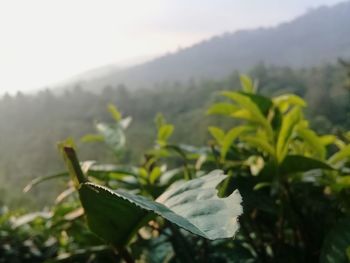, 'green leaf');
320,218,350,263
222,91,273,138
253,182,271,191
107,104,122,121
242,136,275,157
207,103,239,116
61,146,242,247
149,166,162,184
329,144,350,165
320,135,337,146
273,94,306,112
279,155,333,175
83,173,242,244
297,127,326,159
238,92,273,116
276,107,302,163
240,74,255,93
157,124,174,142
221,92,263,121
221,126,250,159
80,134,105,143
78,183,153,247
208,126,225,144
